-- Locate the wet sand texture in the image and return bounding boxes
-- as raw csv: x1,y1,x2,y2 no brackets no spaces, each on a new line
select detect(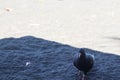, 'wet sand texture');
0,36,120,80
